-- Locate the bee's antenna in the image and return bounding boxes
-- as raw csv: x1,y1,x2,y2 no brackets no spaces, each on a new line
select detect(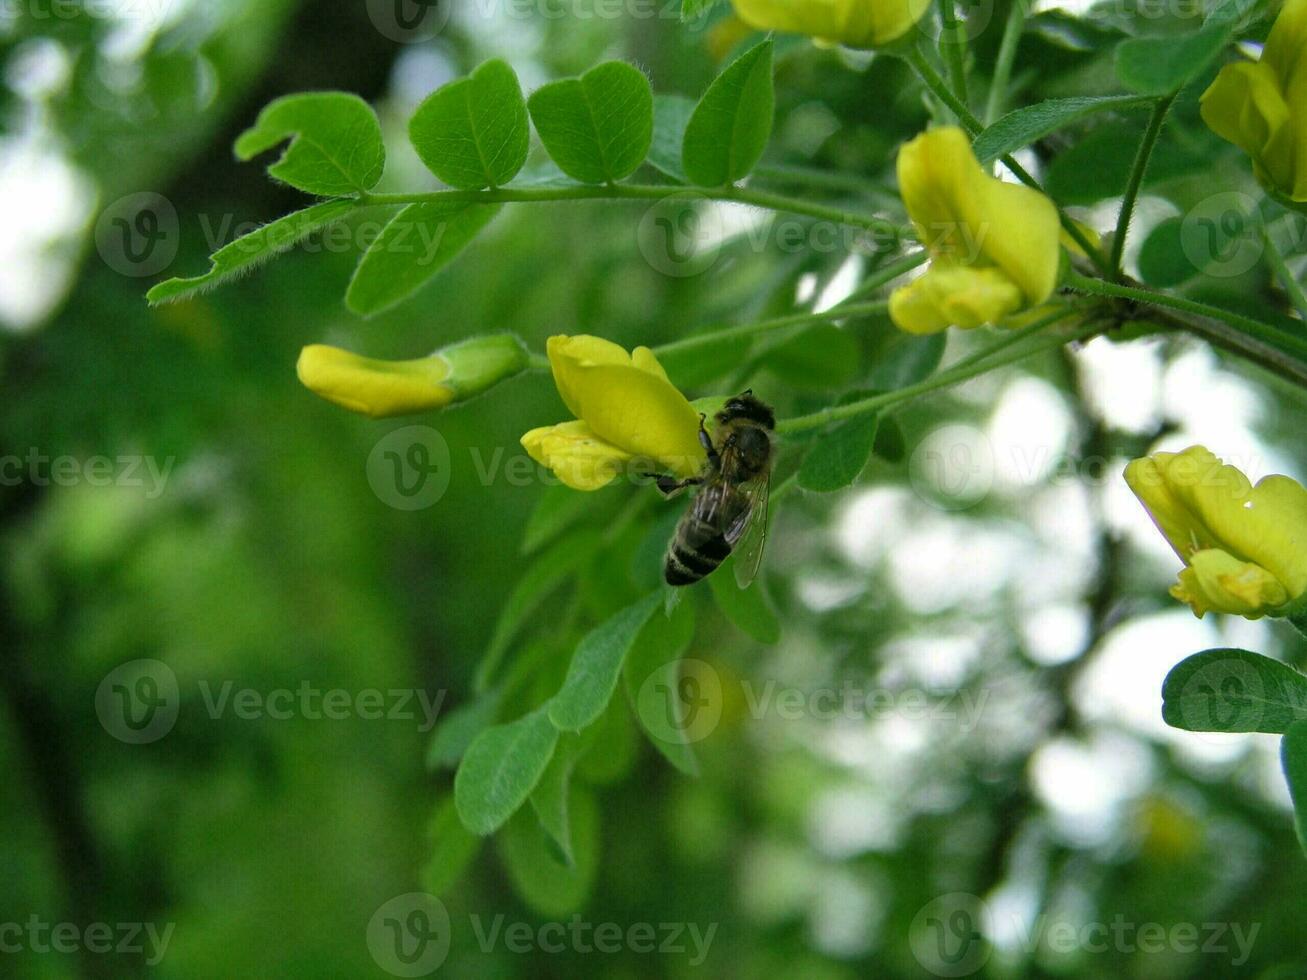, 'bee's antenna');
741,388,753,397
